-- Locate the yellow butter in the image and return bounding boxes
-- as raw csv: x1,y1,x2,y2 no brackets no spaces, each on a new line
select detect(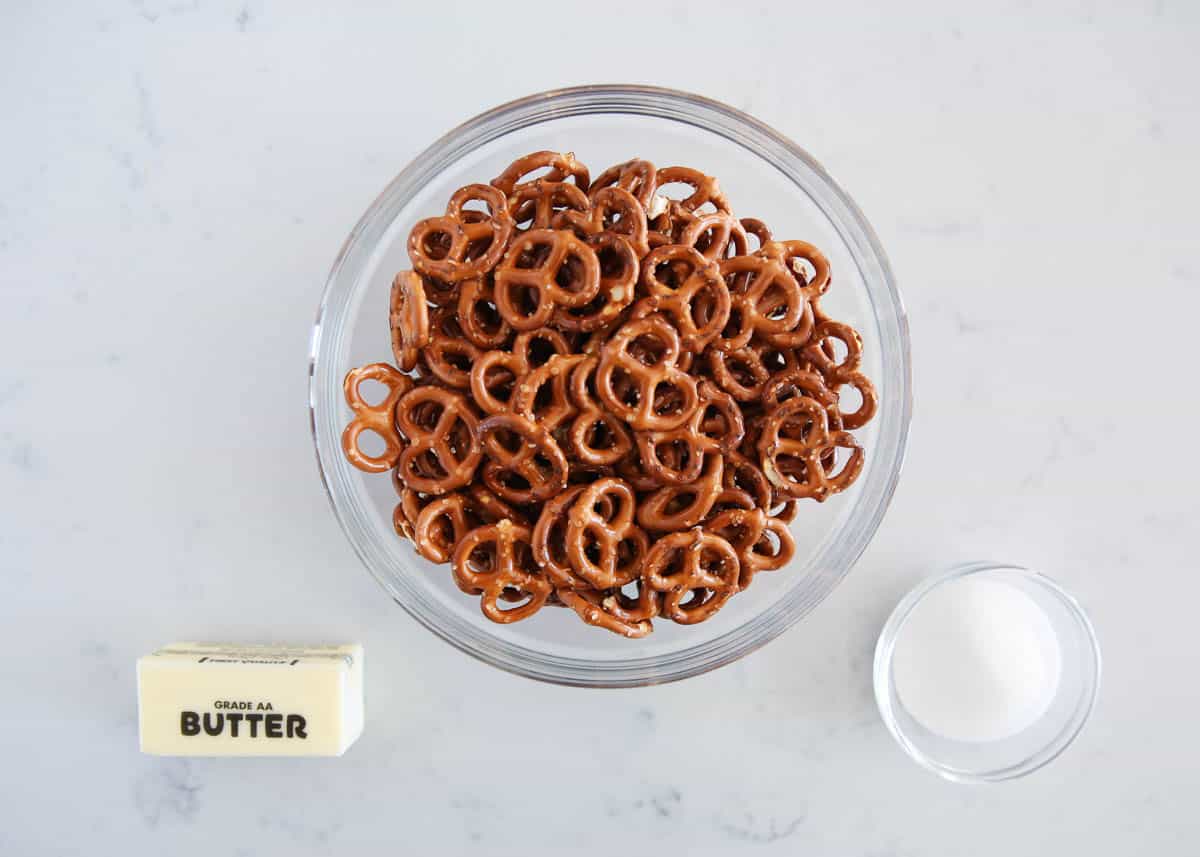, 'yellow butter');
137,643,363,757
